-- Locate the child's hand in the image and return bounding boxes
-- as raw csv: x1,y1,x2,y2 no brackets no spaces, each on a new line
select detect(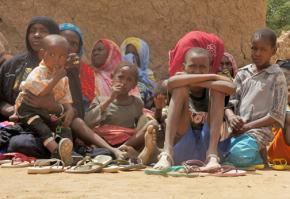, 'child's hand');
66,53,80,70
216,74,232,82
110,83,123,99
154,94,166,109
228,115,245,131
